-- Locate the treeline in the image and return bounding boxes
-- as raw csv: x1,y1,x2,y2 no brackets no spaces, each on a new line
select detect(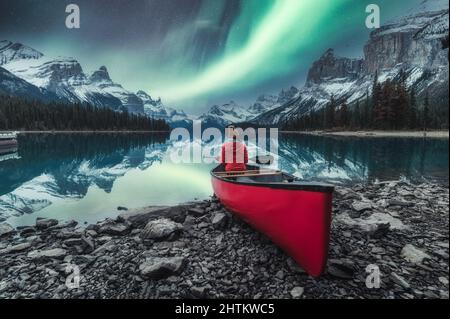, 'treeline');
283,71,448,131
0,95,170,131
